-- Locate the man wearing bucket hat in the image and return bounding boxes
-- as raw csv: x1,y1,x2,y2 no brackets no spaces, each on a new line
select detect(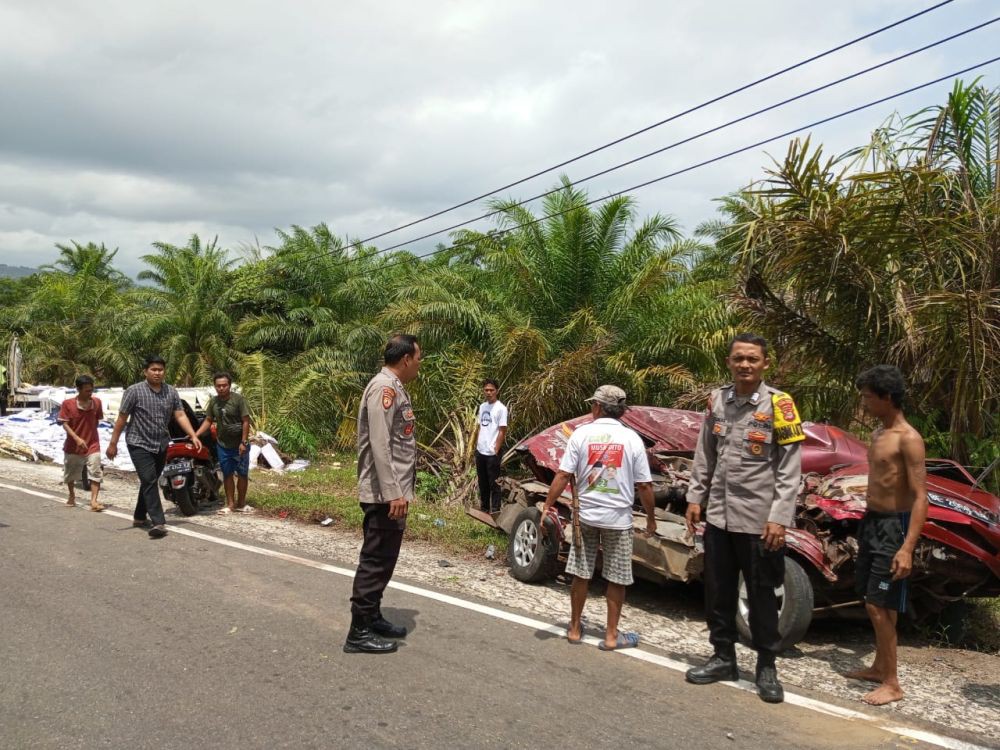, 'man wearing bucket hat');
537,385,657,651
